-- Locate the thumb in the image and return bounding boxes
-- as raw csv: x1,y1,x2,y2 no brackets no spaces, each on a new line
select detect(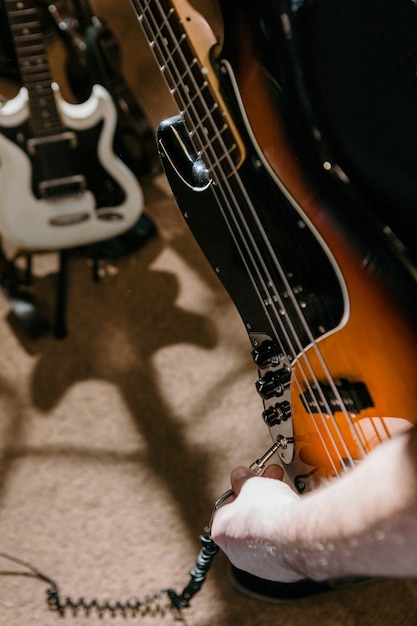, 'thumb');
262,463,284,480
231,463,285,496
230,466,256,495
